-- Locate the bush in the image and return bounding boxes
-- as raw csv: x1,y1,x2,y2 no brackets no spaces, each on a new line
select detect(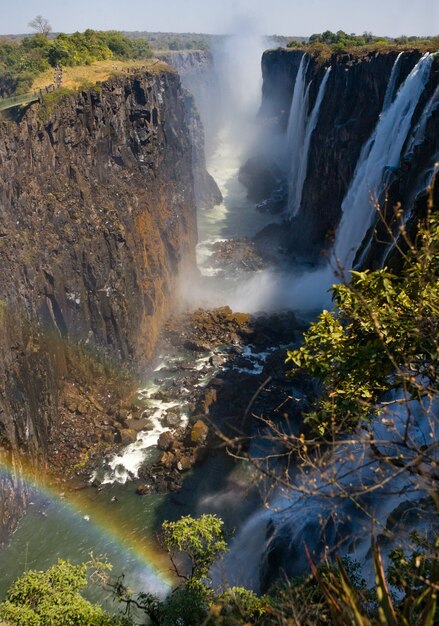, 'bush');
0,559,126,625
